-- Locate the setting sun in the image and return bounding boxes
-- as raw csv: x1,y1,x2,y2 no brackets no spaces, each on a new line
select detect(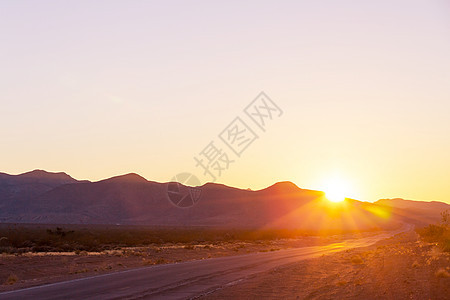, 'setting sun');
321,177,353,203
